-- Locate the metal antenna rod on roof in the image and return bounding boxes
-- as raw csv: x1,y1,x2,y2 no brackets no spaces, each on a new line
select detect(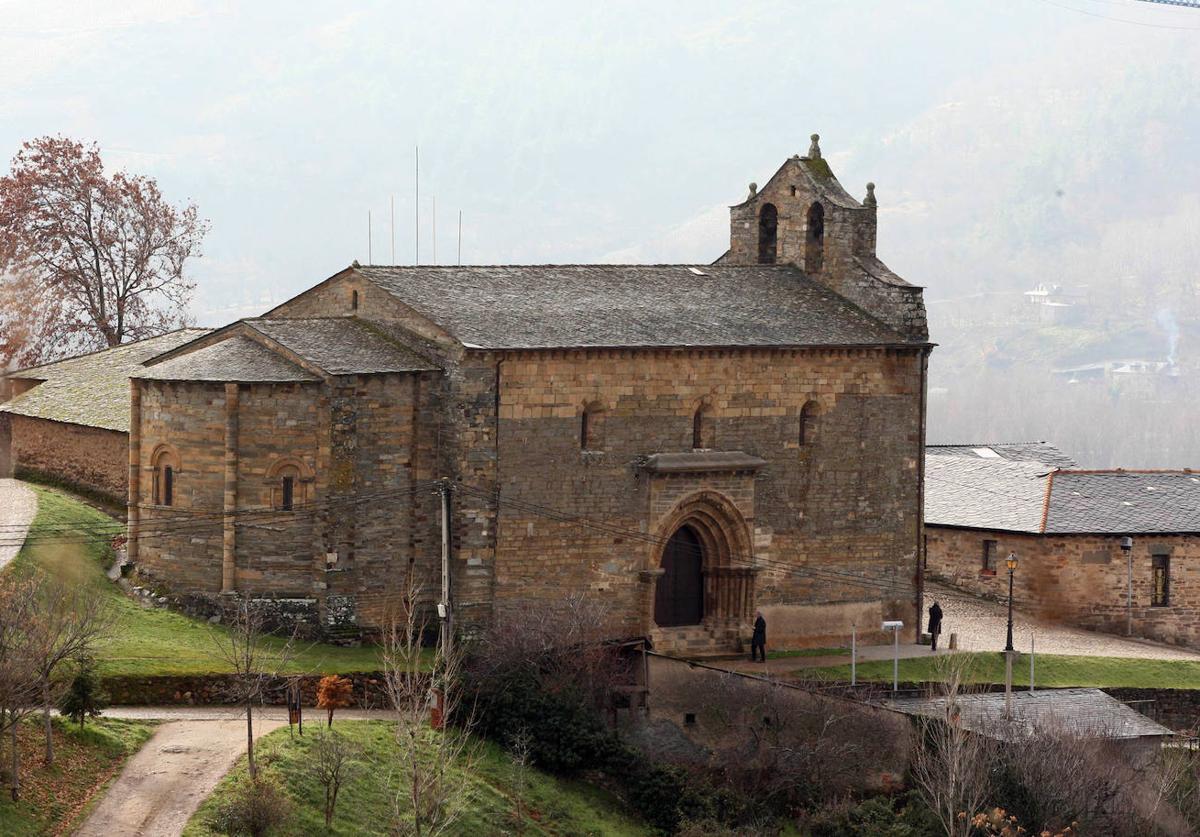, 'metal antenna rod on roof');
390,195,395,265
414,146,420,265
432,196,437,265
457,210,462,265
368,210,373,265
